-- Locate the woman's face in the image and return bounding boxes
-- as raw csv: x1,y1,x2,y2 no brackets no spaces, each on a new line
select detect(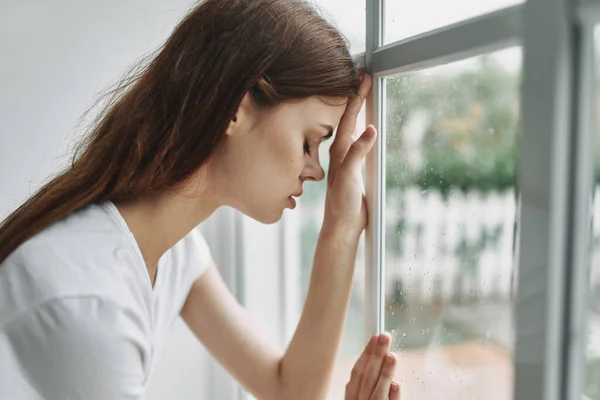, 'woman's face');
213,95,347,224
